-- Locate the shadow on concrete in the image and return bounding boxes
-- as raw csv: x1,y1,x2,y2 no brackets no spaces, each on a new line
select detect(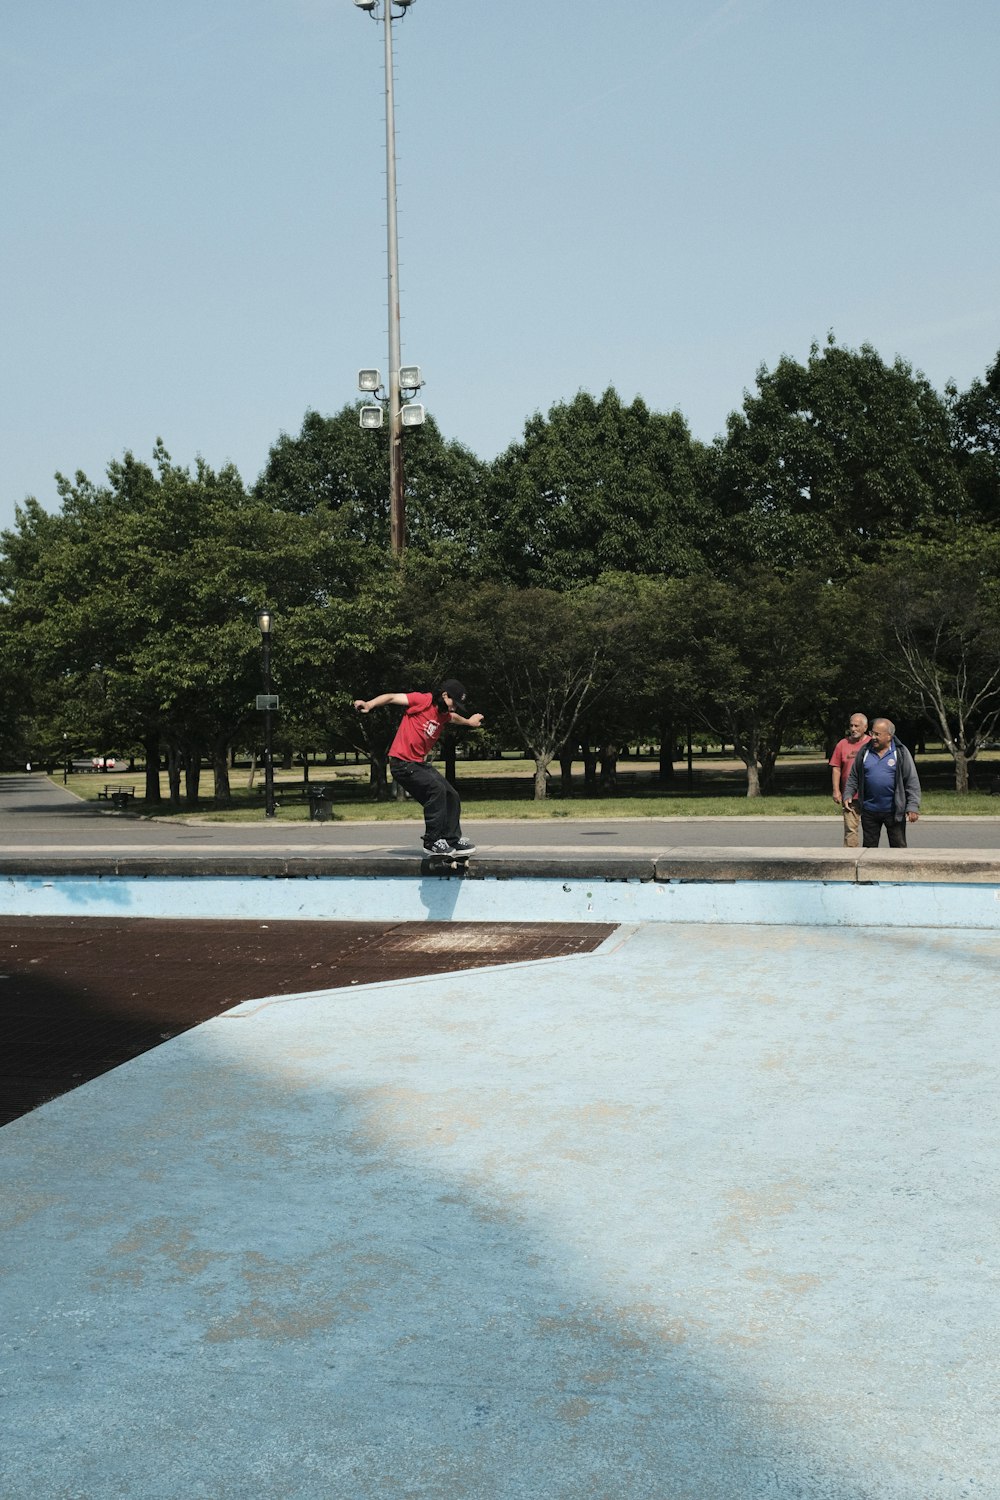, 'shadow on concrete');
3,1047,888,1500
